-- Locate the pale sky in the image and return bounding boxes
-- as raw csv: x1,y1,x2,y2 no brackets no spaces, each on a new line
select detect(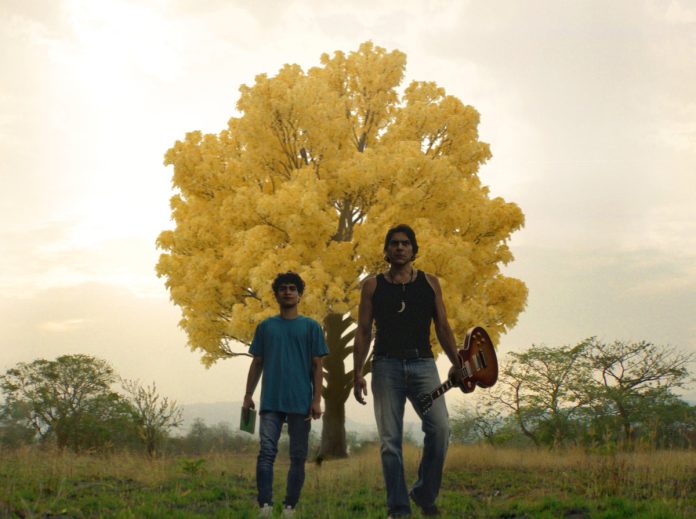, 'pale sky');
1,0,695,423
